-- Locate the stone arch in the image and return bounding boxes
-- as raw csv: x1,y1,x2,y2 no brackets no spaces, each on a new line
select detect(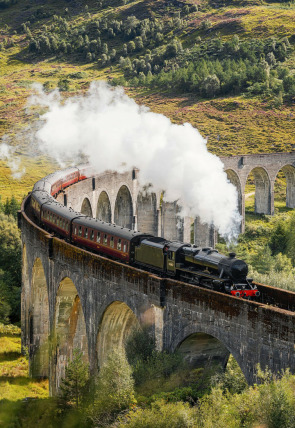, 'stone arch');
81,197,93,217
114,185,133,229
54,277,89,391
96,190,112,222
177,332,230,371
172,329,247,382
137,190,157,235
275,165,295,209
246,167,271,215
96,301,140,368
30,258,49,377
